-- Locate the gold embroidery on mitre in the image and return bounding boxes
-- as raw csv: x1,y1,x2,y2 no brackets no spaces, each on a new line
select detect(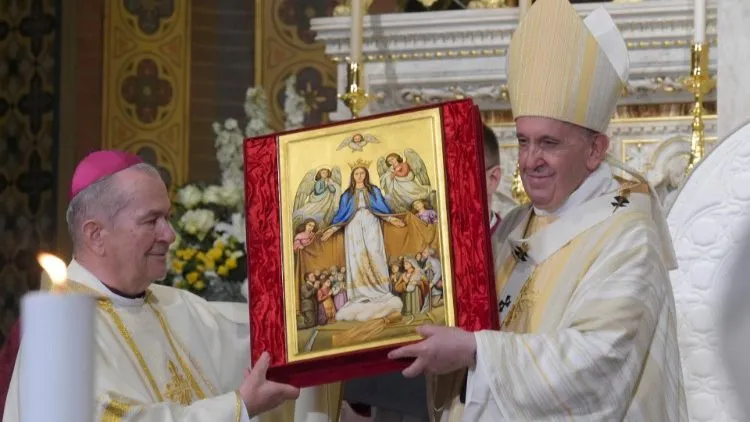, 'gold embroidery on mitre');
164,360,194,405
507,0,629,133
